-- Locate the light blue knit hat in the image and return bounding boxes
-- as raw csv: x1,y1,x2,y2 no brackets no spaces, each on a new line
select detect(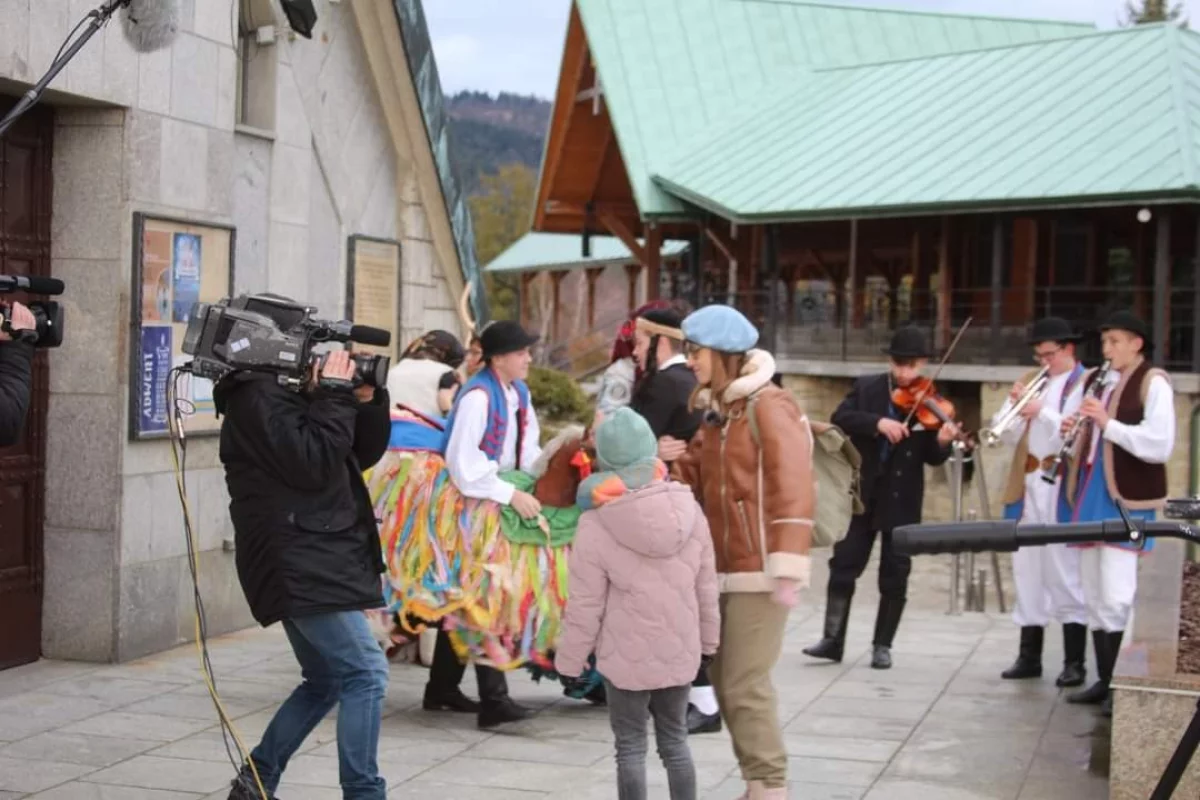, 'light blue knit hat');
681,305,759,353
595,407,657,472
